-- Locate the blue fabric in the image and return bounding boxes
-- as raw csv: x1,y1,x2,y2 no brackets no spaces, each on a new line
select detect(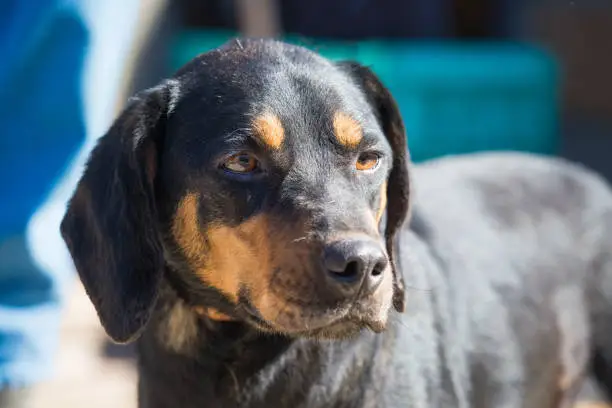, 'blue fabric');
0,0,87,387
0,0,87,237
0,0,144,387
